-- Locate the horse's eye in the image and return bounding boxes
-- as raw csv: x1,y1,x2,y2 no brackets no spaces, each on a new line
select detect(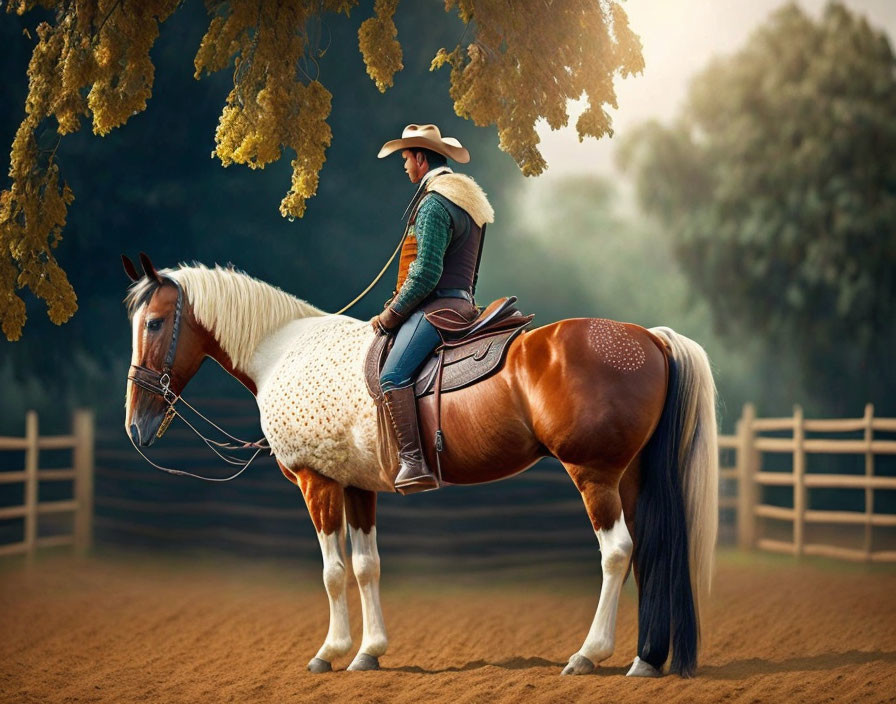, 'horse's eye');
146,318,163,332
